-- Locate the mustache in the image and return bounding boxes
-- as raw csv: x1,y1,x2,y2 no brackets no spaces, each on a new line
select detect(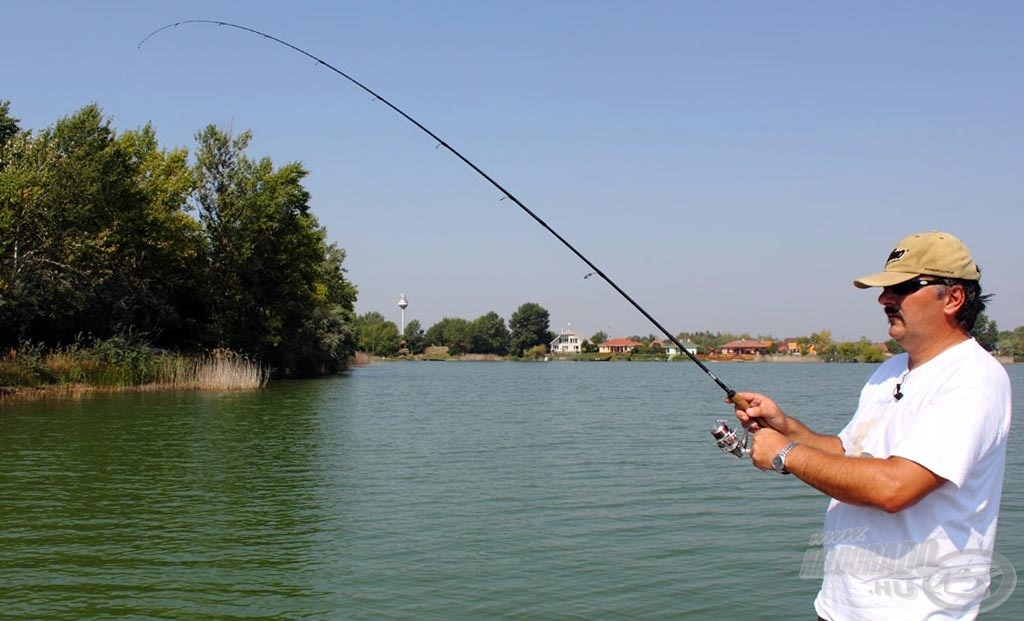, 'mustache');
884,305,902,319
